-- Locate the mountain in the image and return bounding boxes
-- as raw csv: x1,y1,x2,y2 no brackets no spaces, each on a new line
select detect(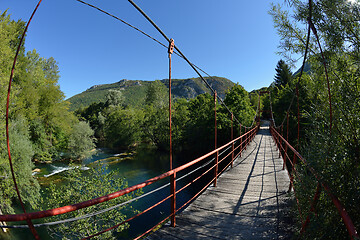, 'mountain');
67,76,235,111
293,62,311,76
